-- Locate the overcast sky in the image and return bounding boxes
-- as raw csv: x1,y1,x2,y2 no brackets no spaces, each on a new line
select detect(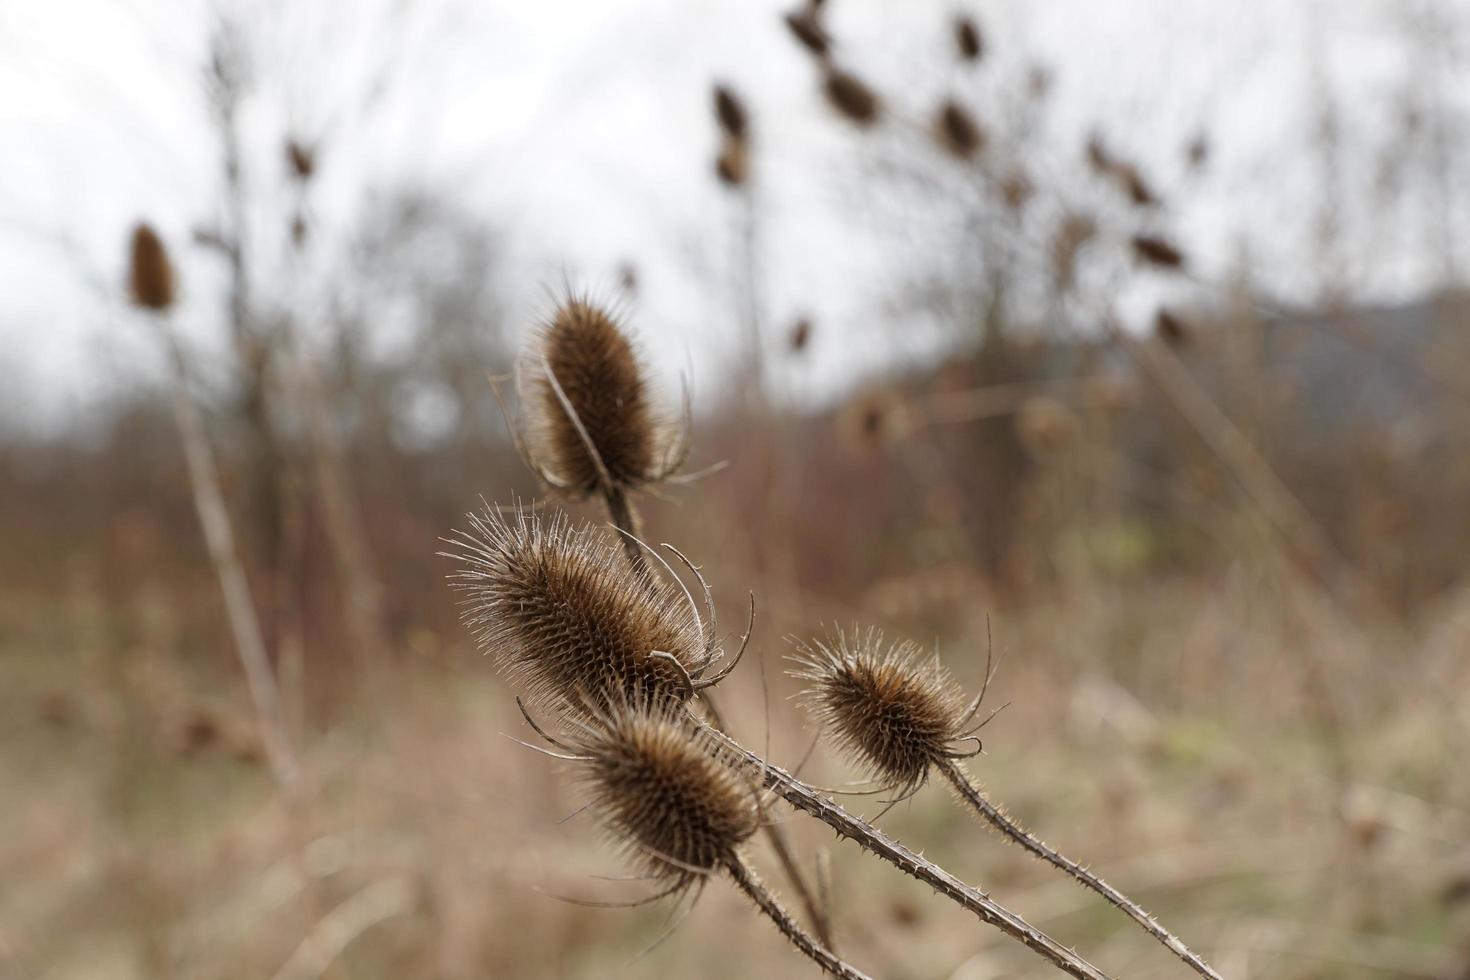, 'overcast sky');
2,0,1466,432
